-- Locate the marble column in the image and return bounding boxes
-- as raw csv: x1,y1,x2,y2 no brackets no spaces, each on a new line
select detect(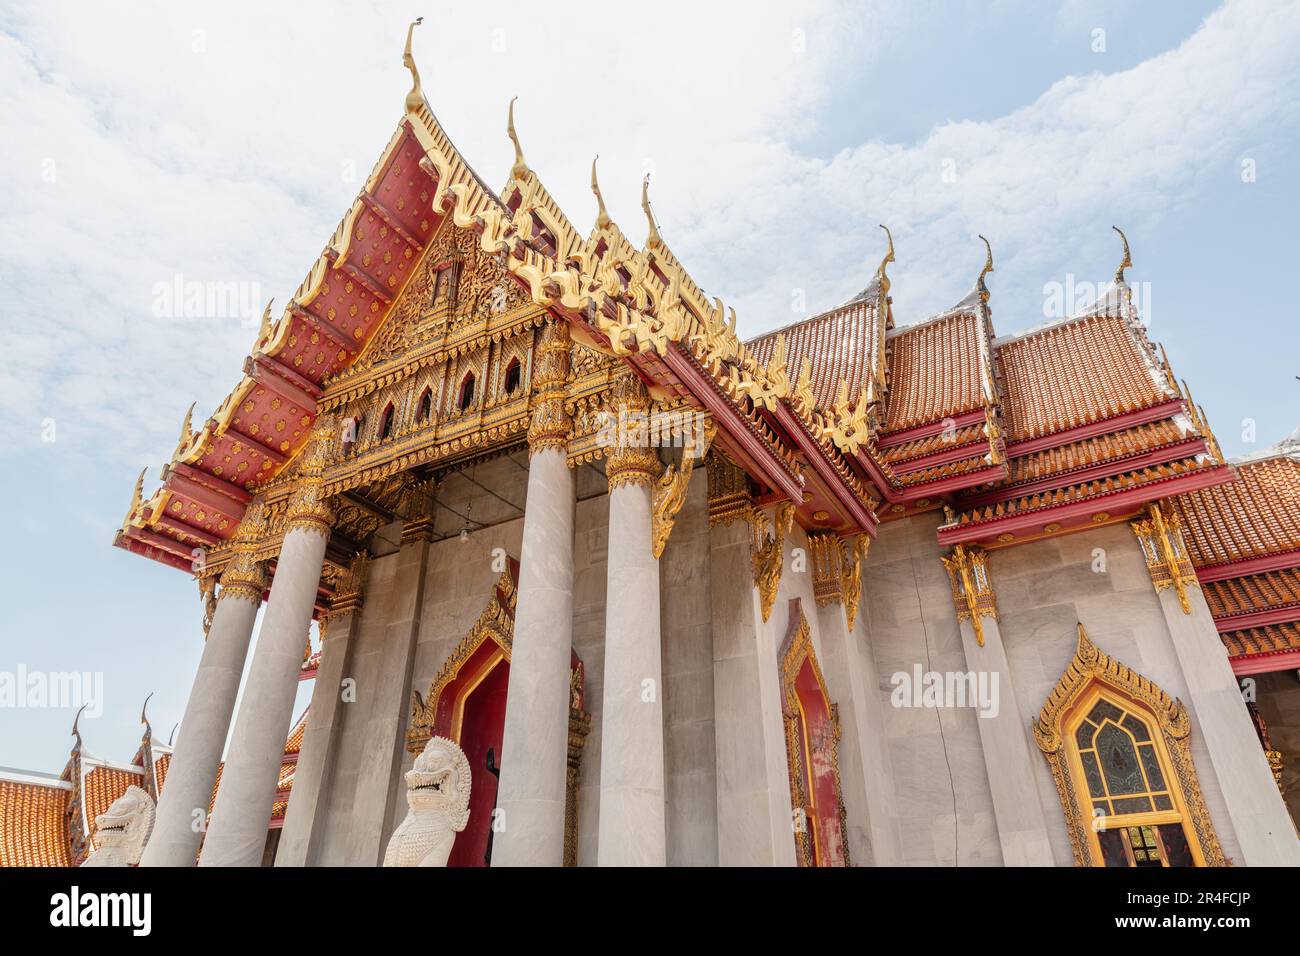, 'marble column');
200,439,334,867
597,391,666,866
492,320,575,867
942,545,1056,865
140,546,264,867
274,551,370,867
